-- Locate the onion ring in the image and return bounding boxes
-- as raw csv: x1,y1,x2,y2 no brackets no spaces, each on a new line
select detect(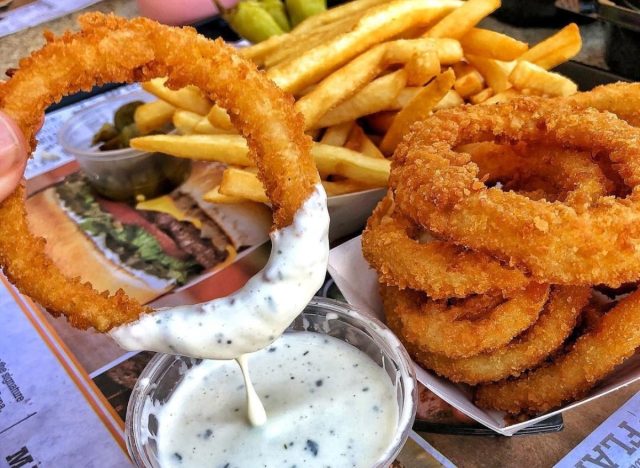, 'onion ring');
387,286,591,384
363,141,611,297
391,98,640,287
567,82,640,127
462,142,614,207
0,13,319,332
381,282,550,359
475,286,640,414
362,194,529,298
